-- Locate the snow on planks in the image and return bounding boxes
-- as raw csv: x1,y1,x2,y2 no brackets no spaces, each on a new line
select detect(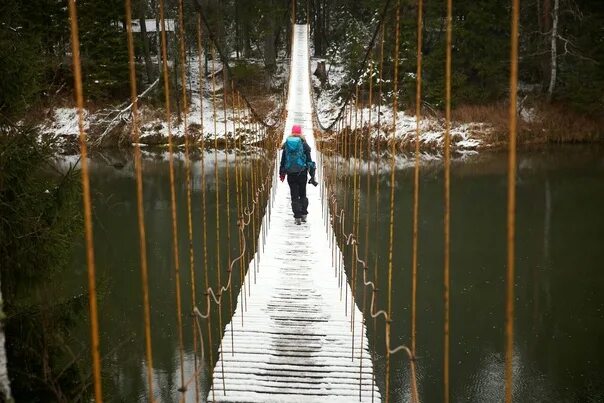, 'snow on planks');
208,25,381,403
